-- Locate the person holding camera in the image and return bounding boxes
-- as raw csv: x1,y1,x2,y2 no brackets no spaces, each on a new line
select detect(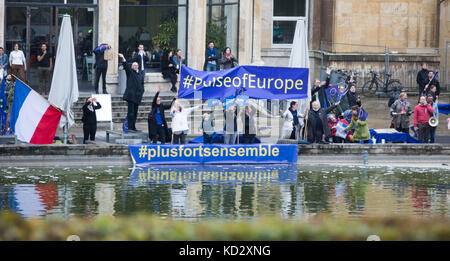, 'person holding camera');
82,97,101,144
